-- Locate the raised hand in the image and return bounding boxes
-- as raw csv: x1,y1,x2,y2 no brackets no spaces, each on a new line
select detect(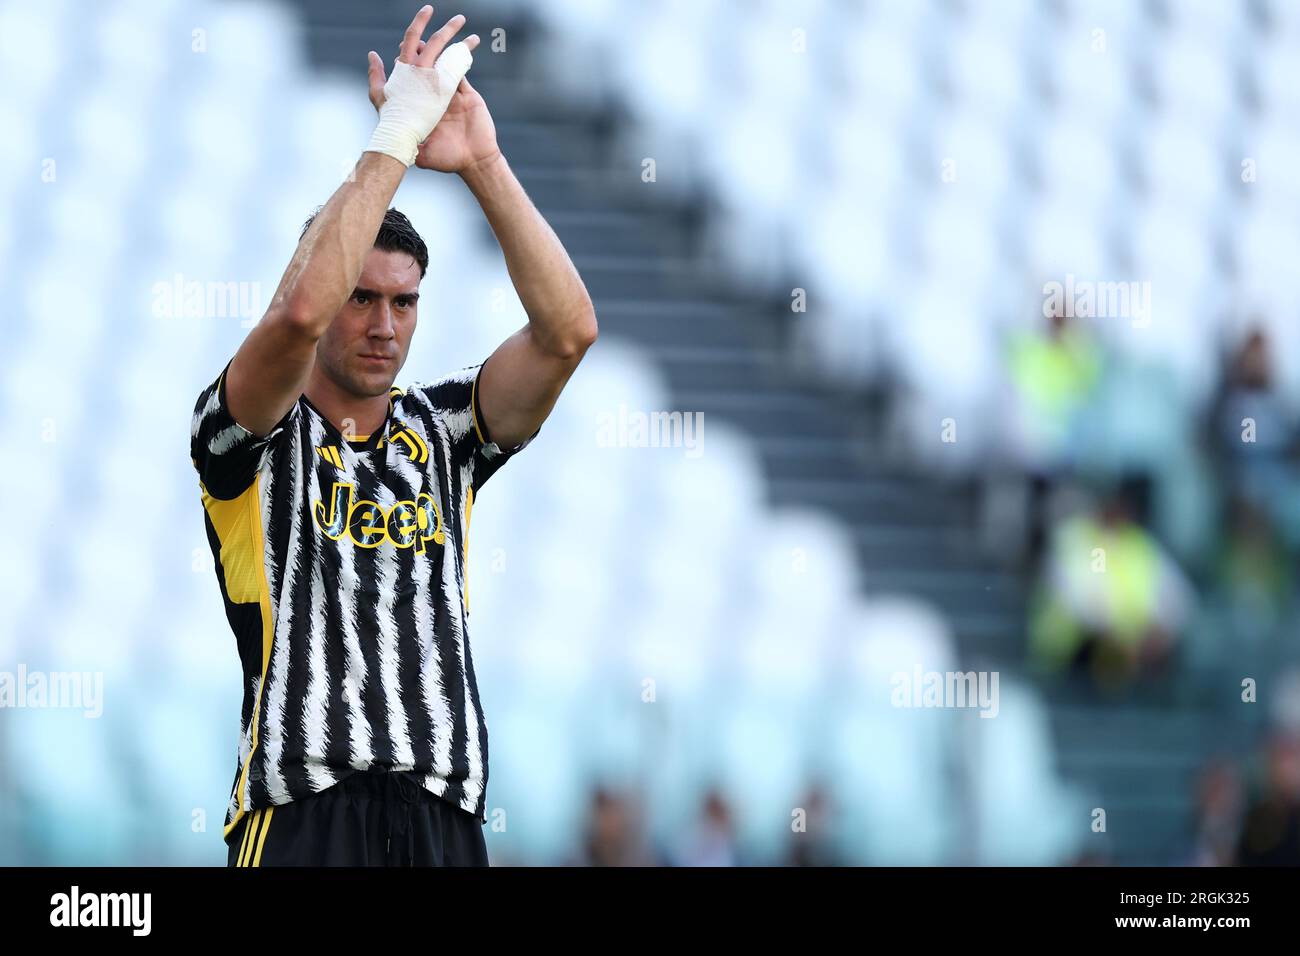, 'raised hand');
364,6,478,168
367,11,496,175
